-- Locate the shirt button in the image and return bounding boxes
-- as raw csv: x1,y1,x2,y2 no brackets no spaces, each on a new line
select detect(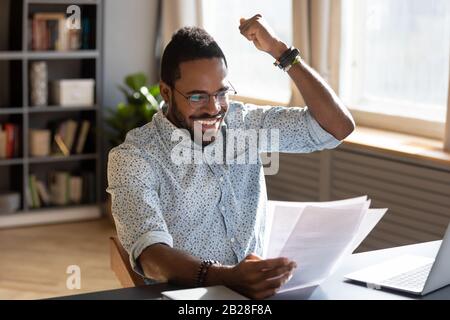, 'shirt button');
230,237,235,243
219,177,223,182
221,206,225,211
